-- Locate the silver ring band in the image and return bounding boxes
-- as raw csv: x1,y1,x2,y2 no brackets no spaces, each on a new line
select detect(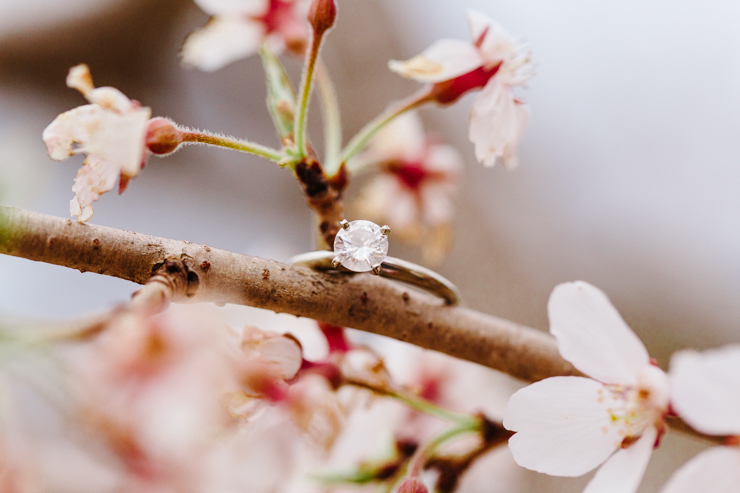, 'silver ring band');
289,251,461,306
